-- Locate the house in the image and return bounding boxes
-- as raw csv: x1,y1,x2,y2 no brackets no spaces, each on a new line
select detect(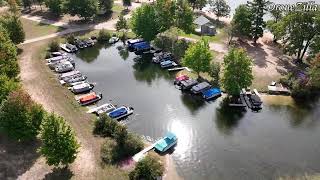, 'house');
193,15,216,36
